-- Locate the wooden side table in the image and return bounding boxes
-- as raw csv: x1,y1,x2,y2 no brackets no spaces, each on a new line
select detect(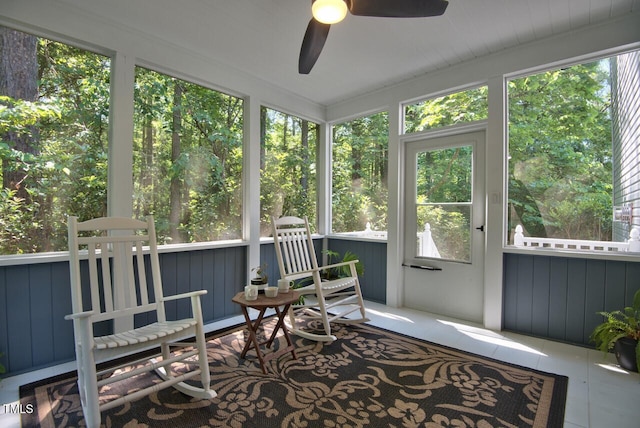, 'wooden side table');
231,290,300,374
